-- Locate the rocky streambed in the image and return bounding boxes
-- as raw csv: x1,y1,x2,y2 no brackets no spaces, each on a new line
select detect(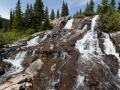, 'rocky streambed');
0,16,120,90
